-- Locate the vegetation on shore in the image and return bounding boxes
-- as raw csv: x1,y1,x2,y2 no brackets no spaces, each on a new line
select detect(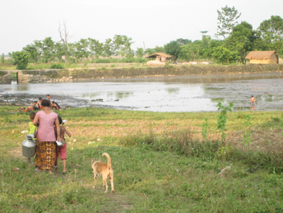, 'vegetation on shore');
1,105,283,212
